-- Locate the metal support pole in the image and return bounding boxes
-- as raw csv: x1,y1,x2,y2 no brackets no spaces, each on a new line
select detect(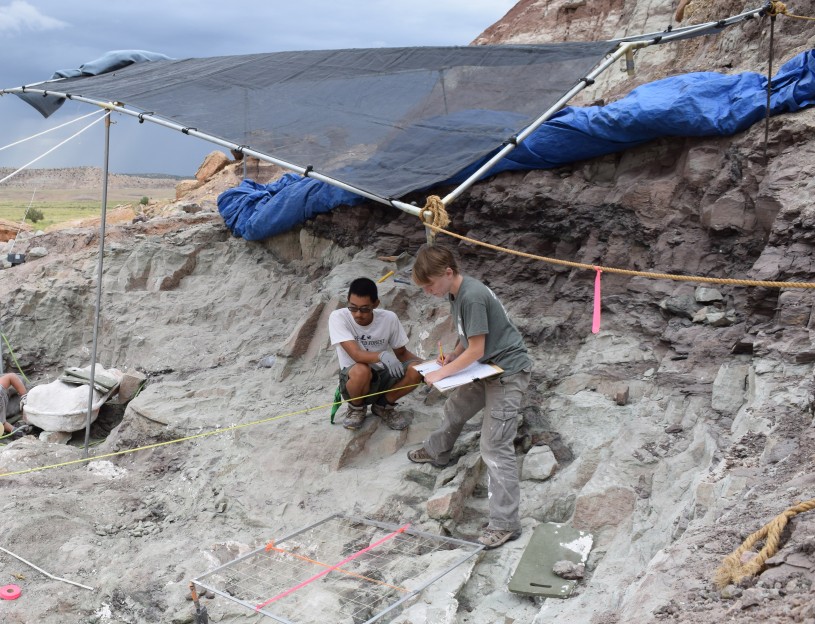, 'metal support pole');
83,110,111,457
440,41,643,207
763,14,775,165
